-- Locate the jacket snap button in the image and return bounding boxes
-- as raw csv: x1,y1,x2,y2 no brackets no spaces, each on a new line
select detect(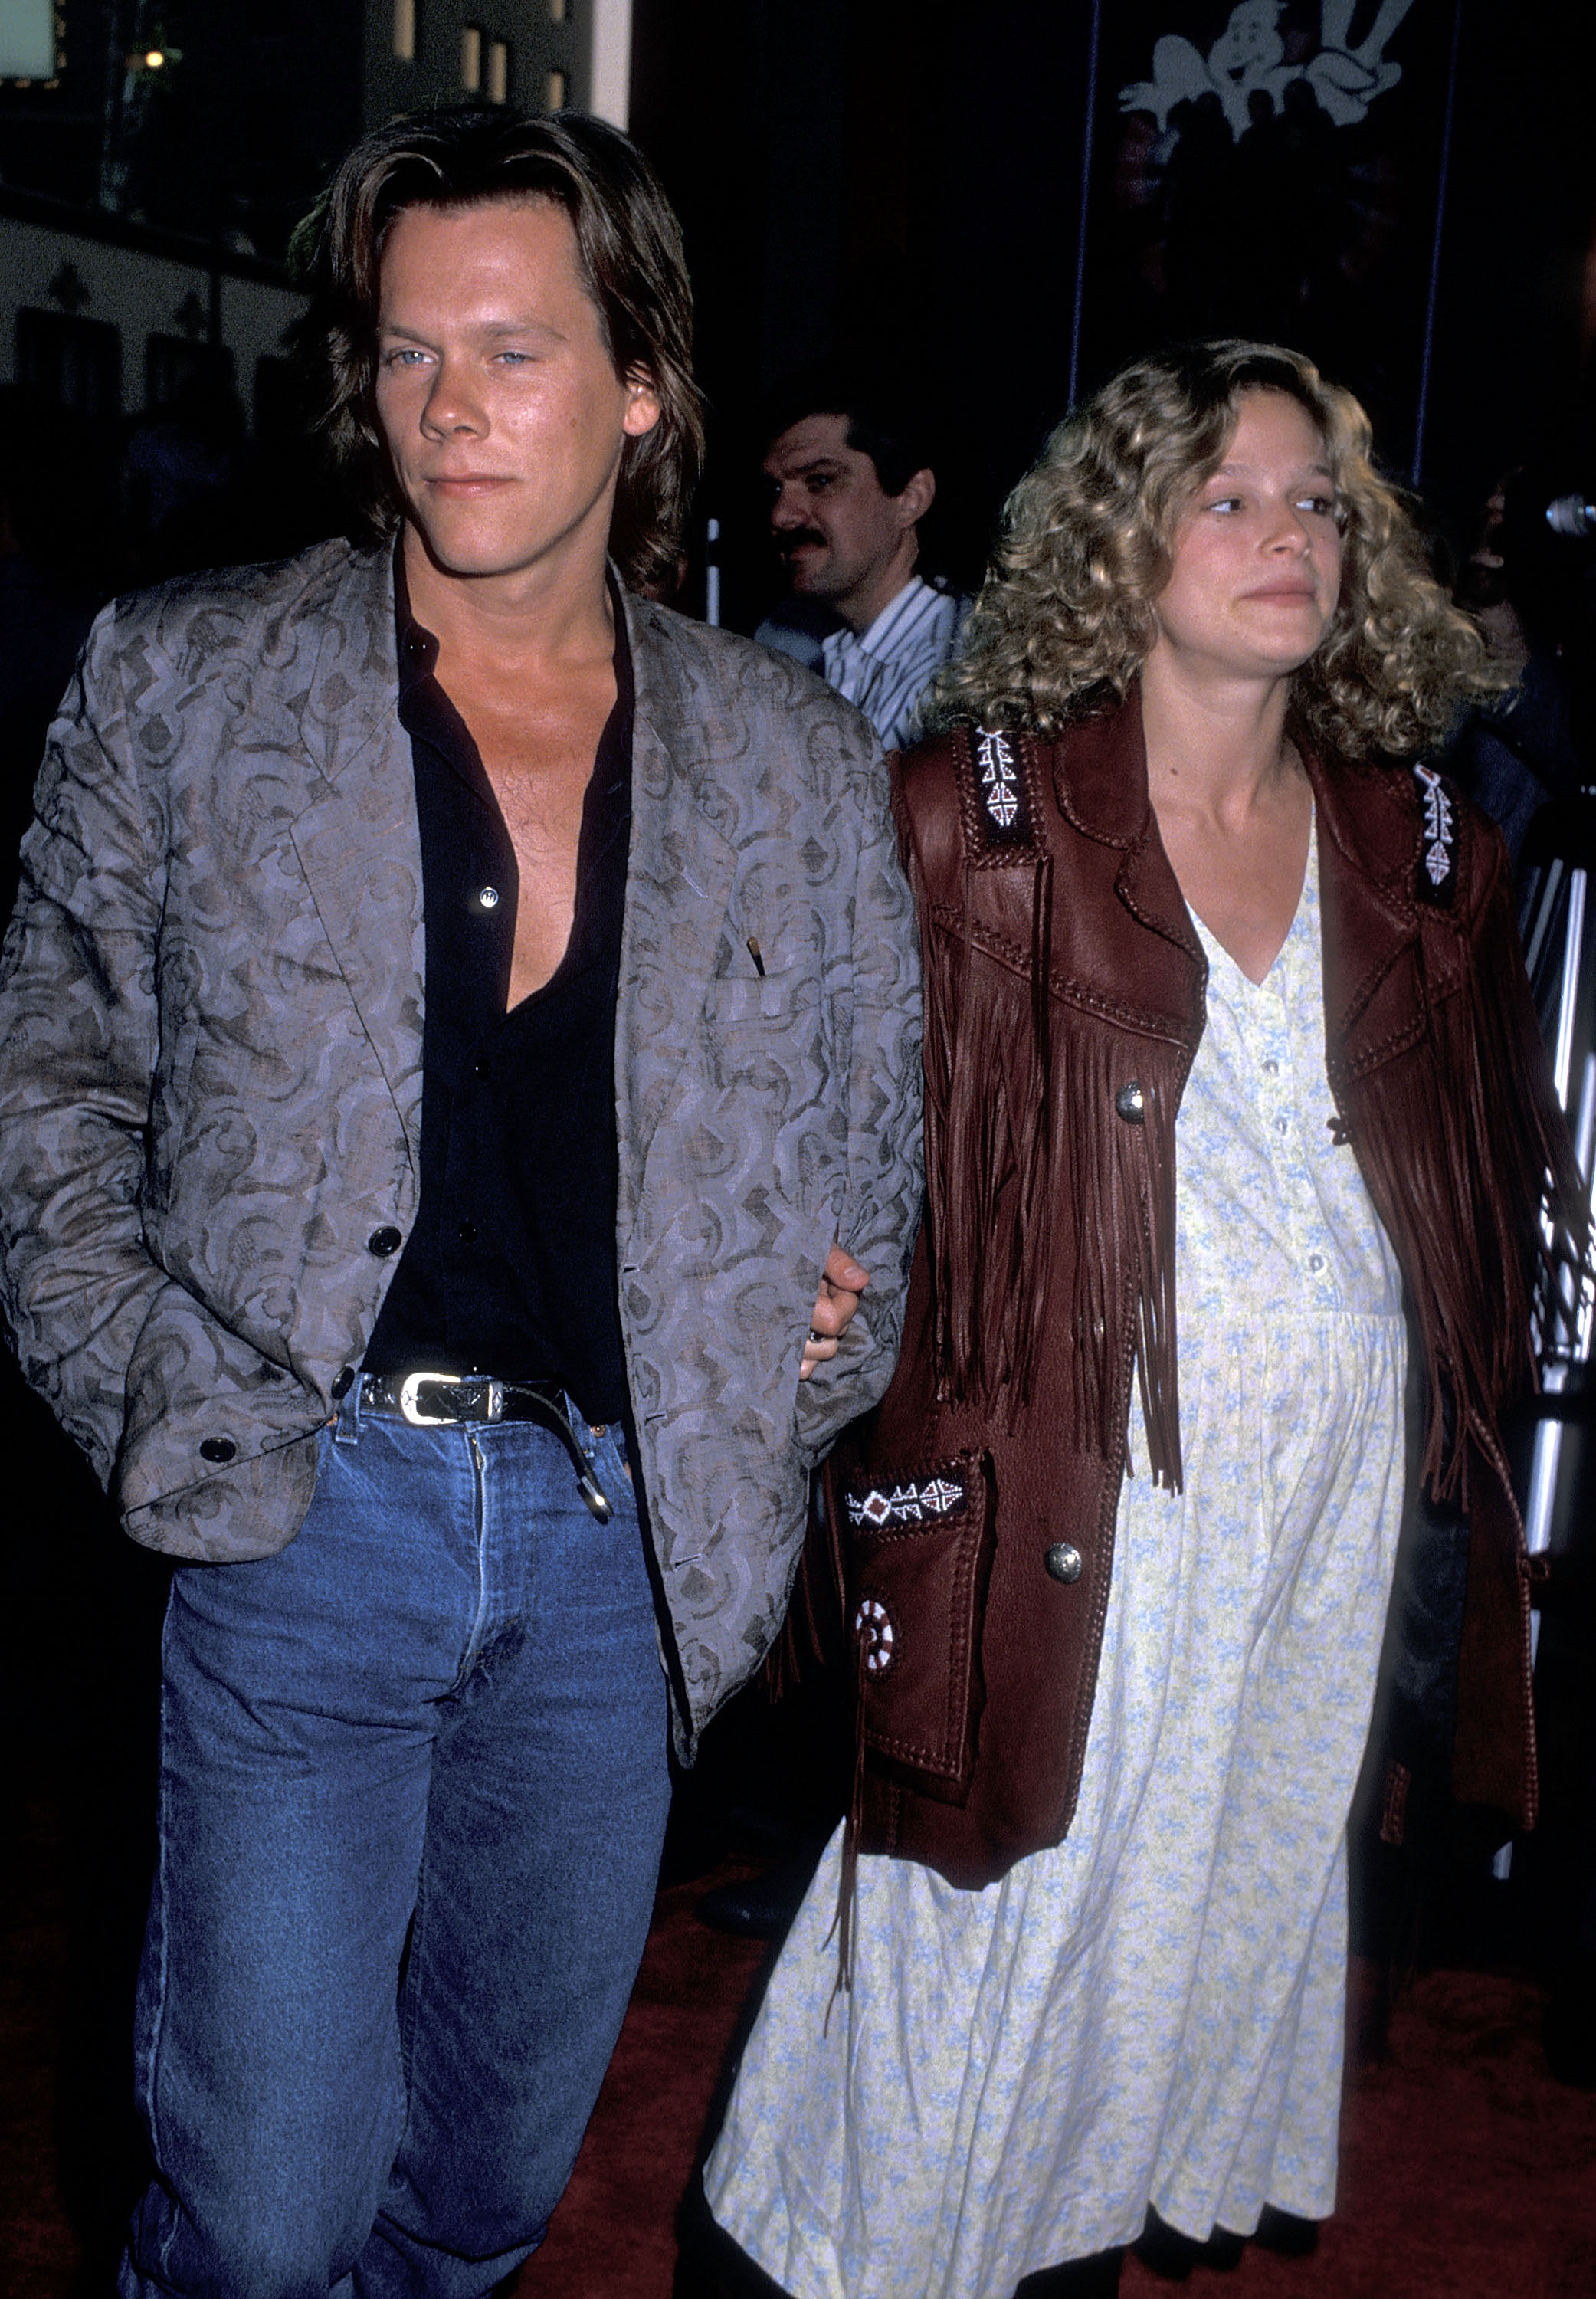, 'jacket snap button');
1114,1081,1145,1124
368,1226,403,1256
200,1436,237,1464
1044,1541,1083,1584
